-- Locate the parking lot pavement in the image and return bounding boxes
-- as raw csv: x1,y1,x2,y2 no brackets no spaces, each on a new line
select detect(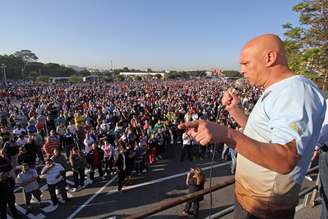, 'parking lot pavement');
8,158,233,219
